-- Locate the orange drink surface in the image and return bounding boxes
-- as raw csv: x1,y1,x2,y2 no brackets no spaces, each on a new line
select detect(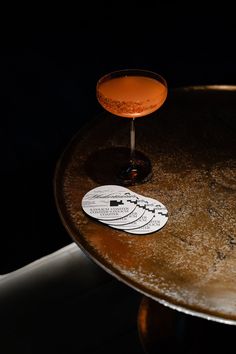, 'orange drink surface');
97,75,167,118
